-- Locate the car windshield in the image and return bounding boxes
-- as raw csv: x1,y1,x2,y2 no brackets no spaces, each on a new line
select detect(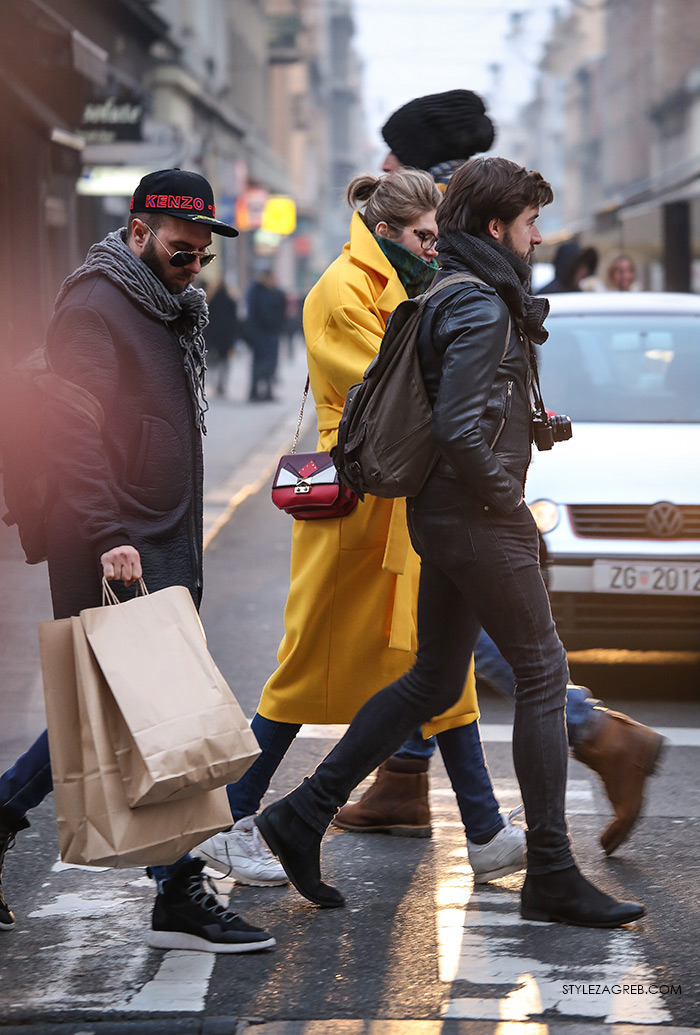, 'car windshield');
539,314,700,422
